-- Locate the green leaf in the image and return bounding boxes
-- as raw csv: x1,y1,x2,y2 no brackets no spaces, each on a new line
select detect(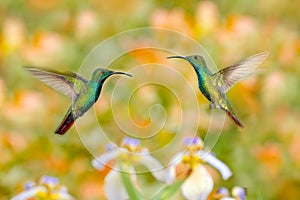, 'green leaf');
119,170,143,200
151,179,186,200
